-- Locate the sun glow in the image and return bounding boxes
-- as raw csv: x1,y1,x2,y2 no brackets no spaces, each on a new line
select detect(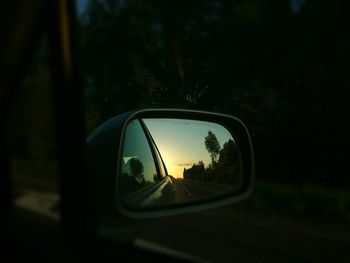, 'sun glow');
156,145,191,178
143,118,234,179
